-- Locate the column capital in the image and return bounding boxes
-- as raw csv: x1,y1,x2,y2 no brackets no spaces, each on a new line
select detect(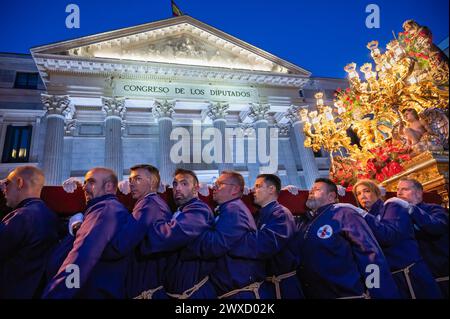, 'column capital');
207,102,229,121
153,100,175,120
64,119,77,136
286,104,309,126
275,123,290,137
248,103,270,122
41,94,73,119
238,123,256,137
102,96,126,119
